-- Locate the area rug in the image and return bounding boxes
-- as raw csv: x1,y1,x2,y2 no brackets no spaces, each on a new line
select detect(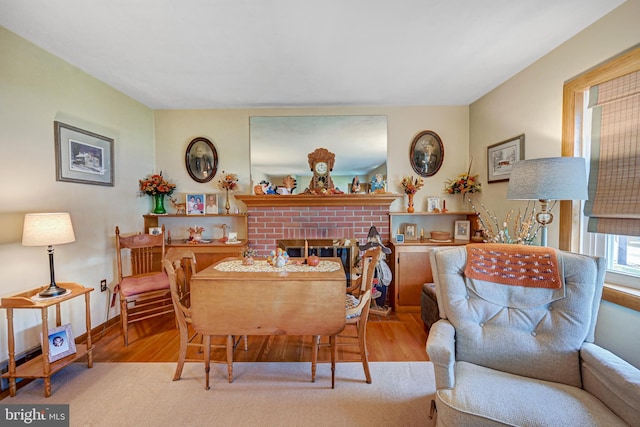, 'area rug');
4,362,436,427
